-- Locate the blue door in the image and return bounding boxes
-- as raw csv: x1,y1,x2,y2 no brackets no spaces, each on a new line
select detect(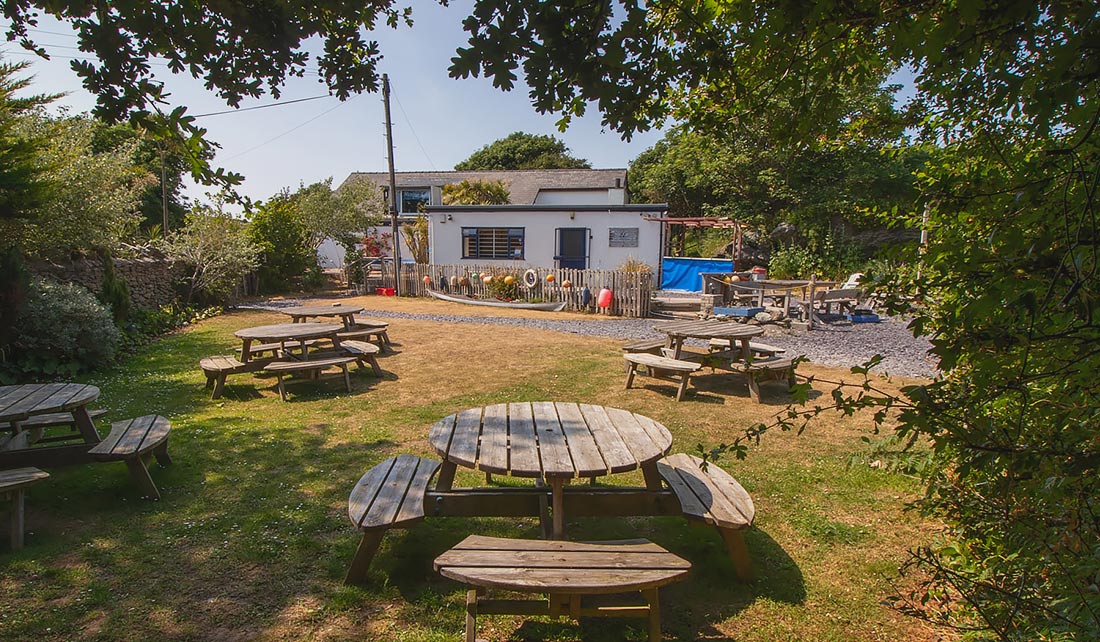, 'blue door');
556,228,588,269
